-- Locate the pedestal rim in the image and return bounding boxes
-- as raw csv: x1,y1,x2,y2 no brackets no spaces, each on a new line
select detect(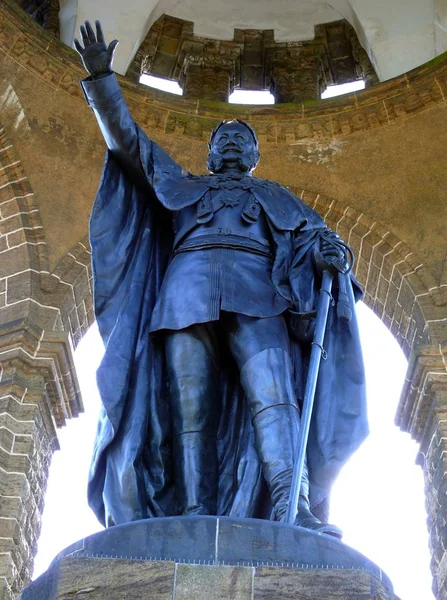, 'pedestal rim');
49,515,392,589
